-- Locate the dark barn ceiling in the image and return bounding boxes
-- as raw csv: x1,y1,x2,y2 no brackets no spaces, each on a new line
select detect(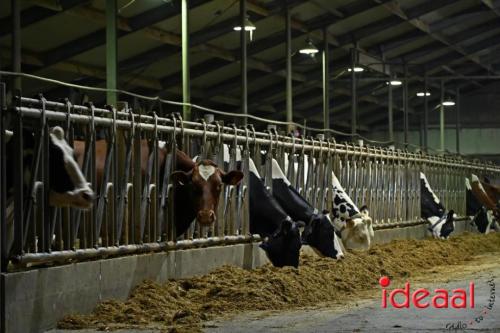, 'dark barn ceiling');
1,0,500,132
